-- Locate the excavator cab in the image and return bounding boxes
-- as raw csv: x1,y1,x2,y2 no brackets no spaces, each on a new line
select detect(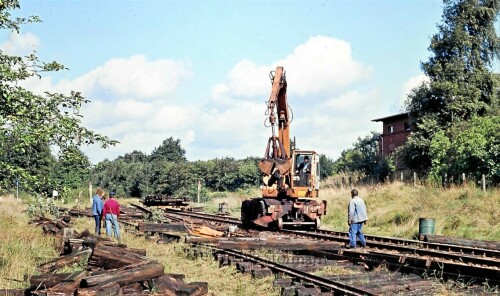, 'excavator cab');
292,151,320,196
